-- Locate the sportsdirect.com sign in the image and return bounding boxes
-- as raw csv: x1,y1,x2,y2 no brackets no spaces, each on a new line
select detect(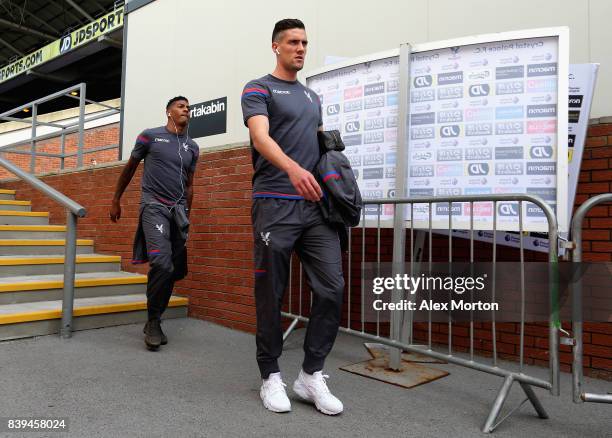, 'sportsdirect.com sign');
0,7,124,85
